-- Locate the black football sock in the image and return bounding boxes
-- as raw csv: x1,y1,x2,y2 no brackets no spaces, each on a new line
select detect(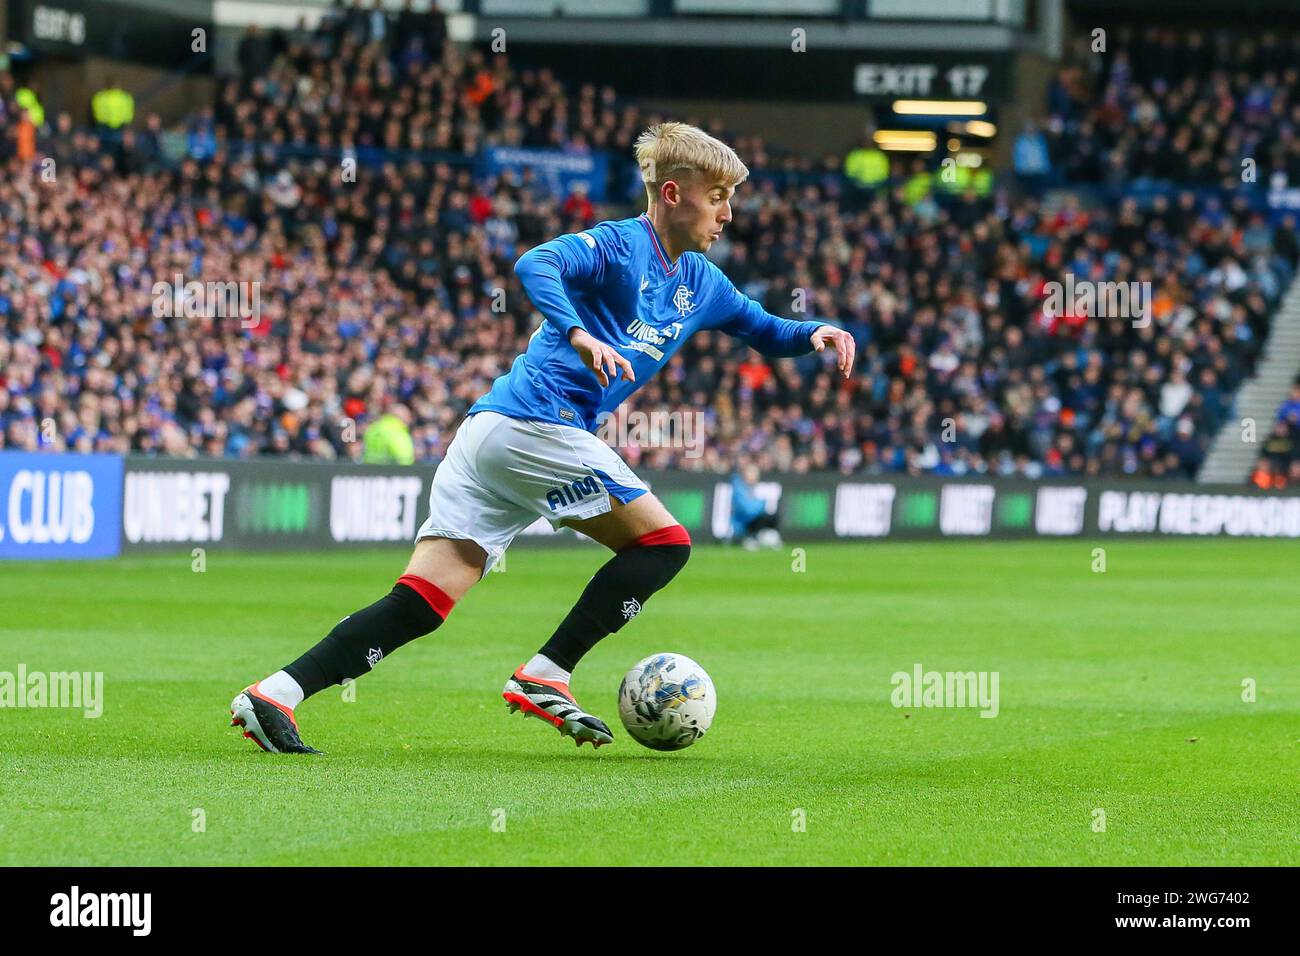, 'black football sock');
538,525,691,672
283,574,454,700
